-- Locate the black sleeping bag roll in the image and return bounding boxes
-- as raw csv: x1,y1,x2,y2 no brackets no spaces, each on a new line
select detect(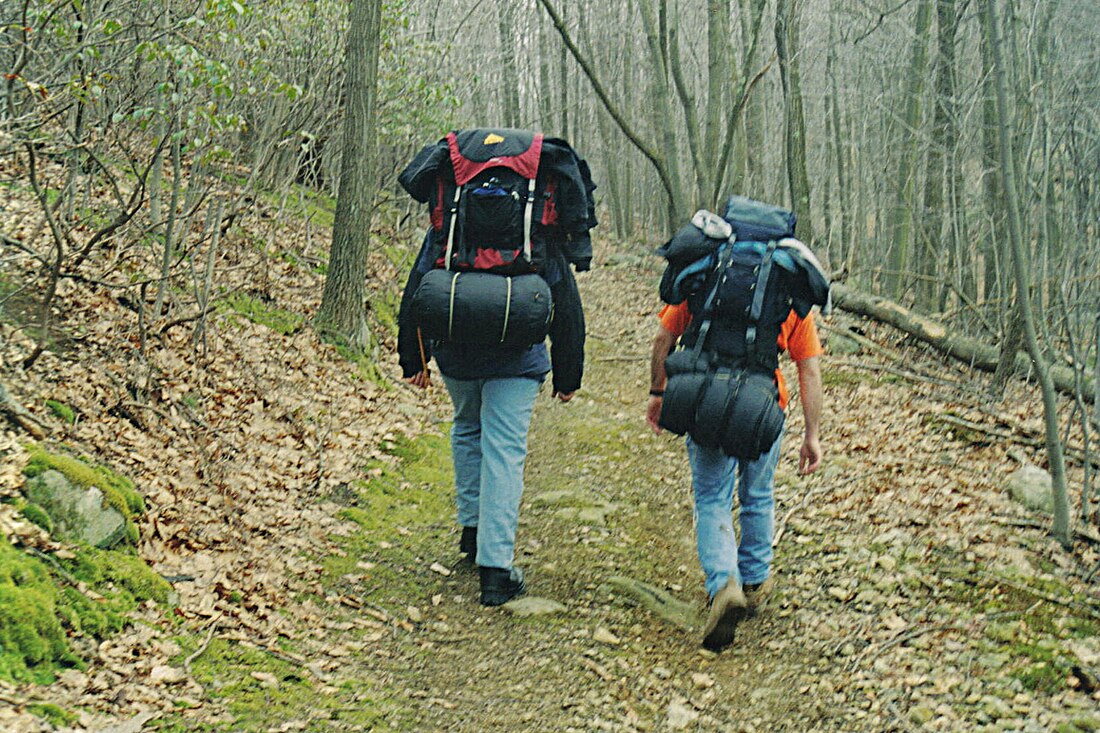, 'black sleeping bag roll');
658,350,785,460
412,269,553,347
